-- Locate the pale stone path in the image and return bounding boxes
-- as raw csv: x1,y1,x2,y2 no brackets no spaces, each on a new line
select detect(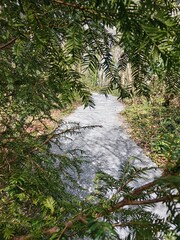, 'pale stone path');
55,92,161,182
51,93,166,233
